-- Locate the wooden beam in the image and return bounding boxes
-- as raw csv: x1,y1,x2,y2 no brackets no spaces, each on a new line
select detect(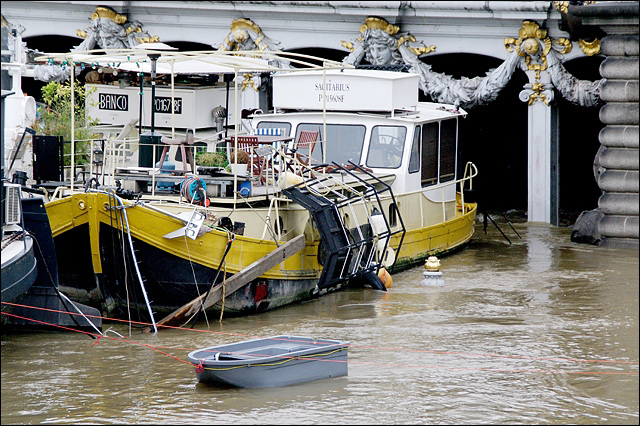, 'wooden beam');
149,234,306,331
